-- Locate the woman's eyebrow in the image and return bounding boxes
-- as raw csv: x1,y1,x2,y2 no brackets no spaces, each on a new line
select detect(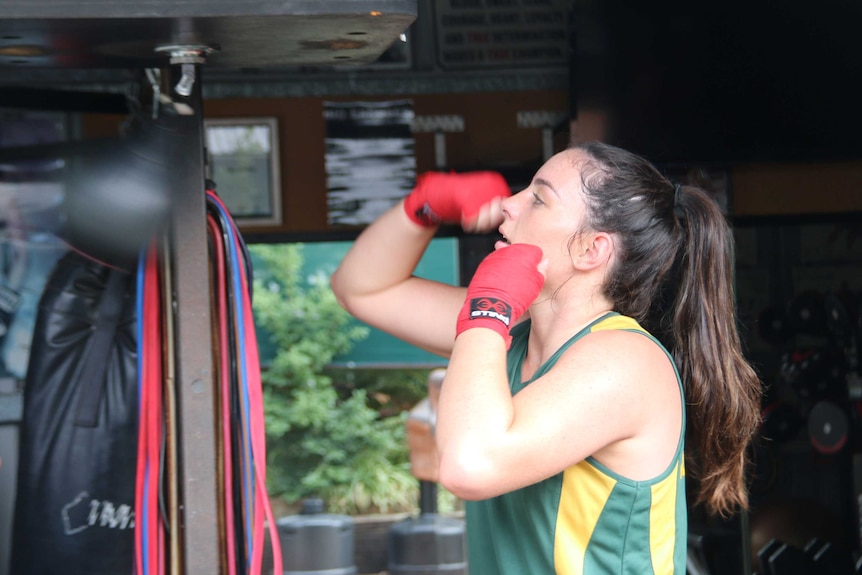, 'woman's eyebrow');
533,177,560,197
